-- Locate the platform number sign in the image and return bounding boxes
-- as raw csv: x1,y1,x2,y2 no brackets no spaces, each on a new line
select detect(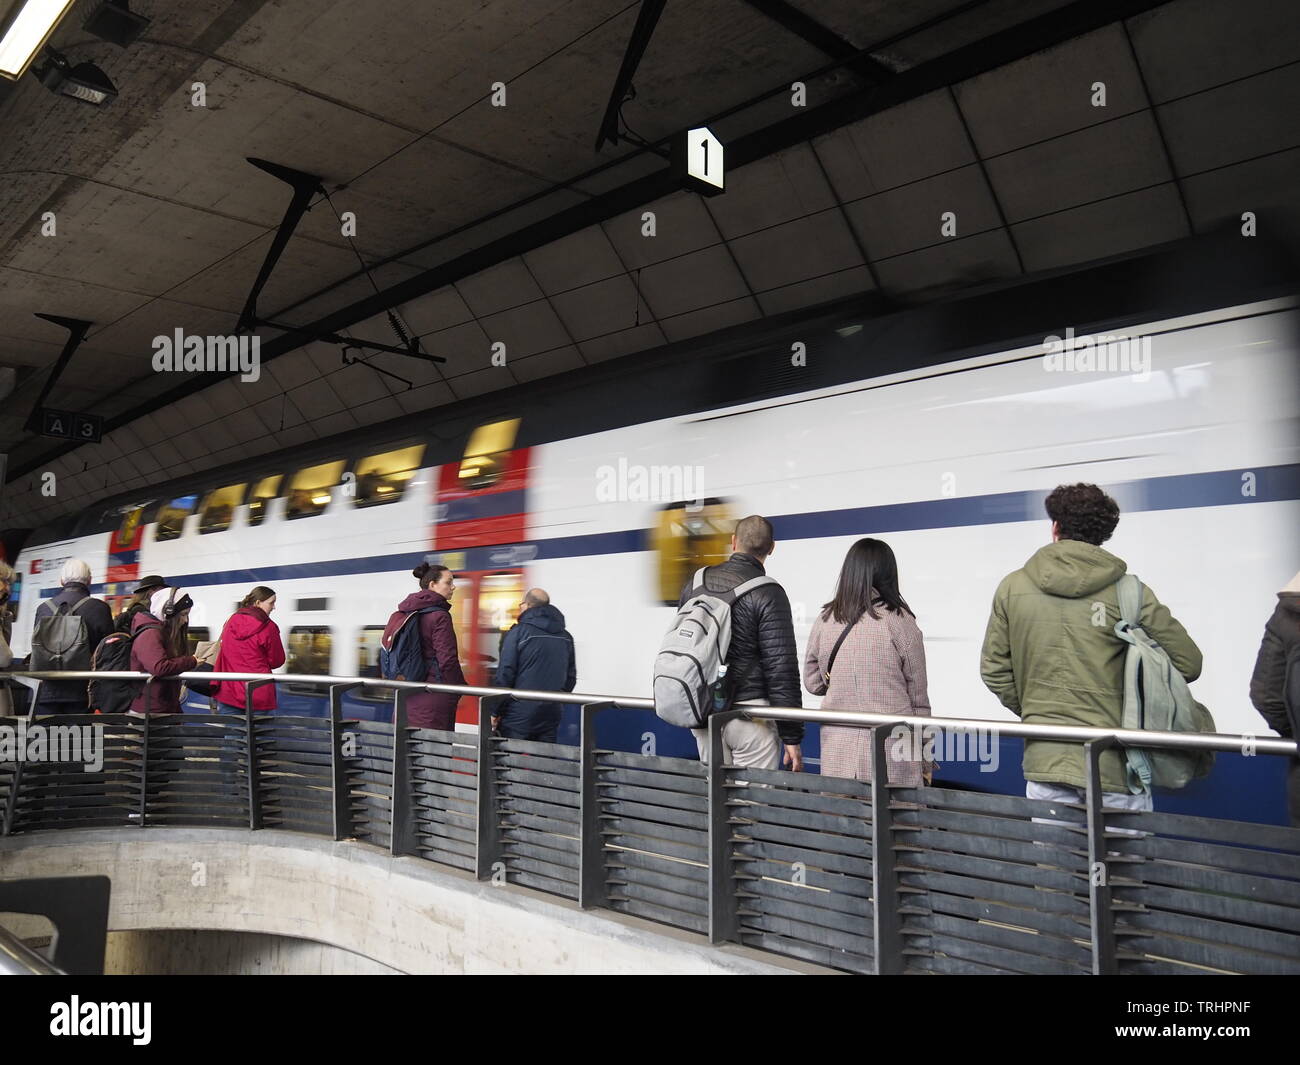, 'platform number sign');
41,408,72,438
674,126,725,196
38,408,102,443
